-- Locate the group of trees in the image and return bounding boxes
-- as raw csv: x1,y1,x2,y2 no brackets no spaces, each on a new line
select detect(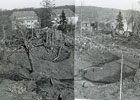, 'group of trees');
116,11,124,31
0,0,54,73
57,10,67,33
127,11,140,36
114,7,140,37
0,0,75,36
39,0,55,28
0,0,75,73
